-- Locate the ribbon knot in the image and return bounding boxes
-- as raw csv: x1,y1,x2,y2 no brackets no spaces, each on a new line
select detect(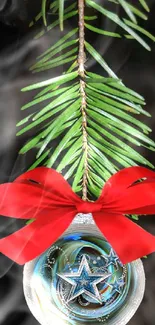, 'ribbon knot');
76,202,102,214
